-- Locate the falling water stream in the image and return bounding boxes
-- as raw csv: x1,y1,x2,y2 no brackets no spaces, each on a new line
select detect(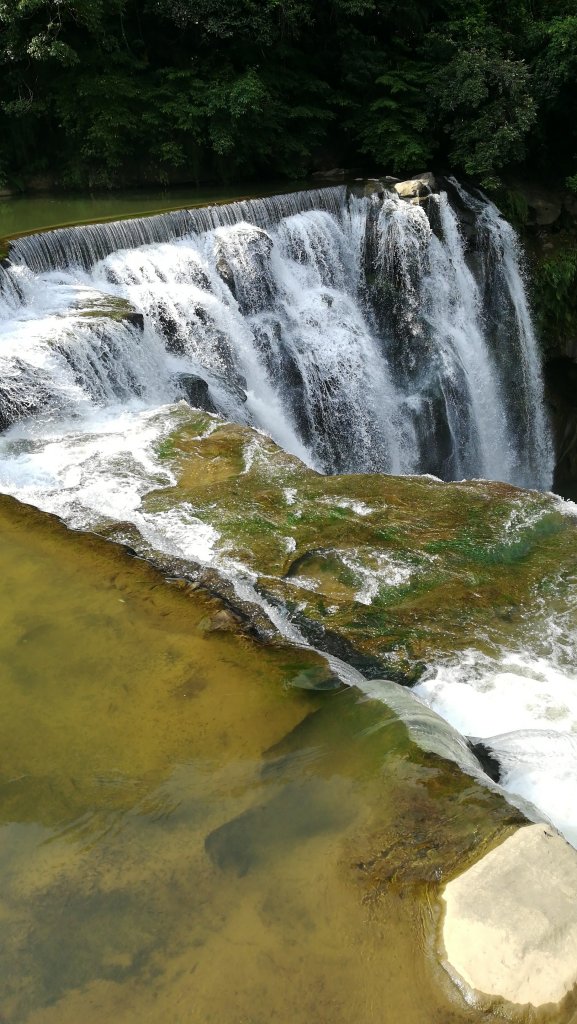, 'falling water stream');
0,183,552,484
